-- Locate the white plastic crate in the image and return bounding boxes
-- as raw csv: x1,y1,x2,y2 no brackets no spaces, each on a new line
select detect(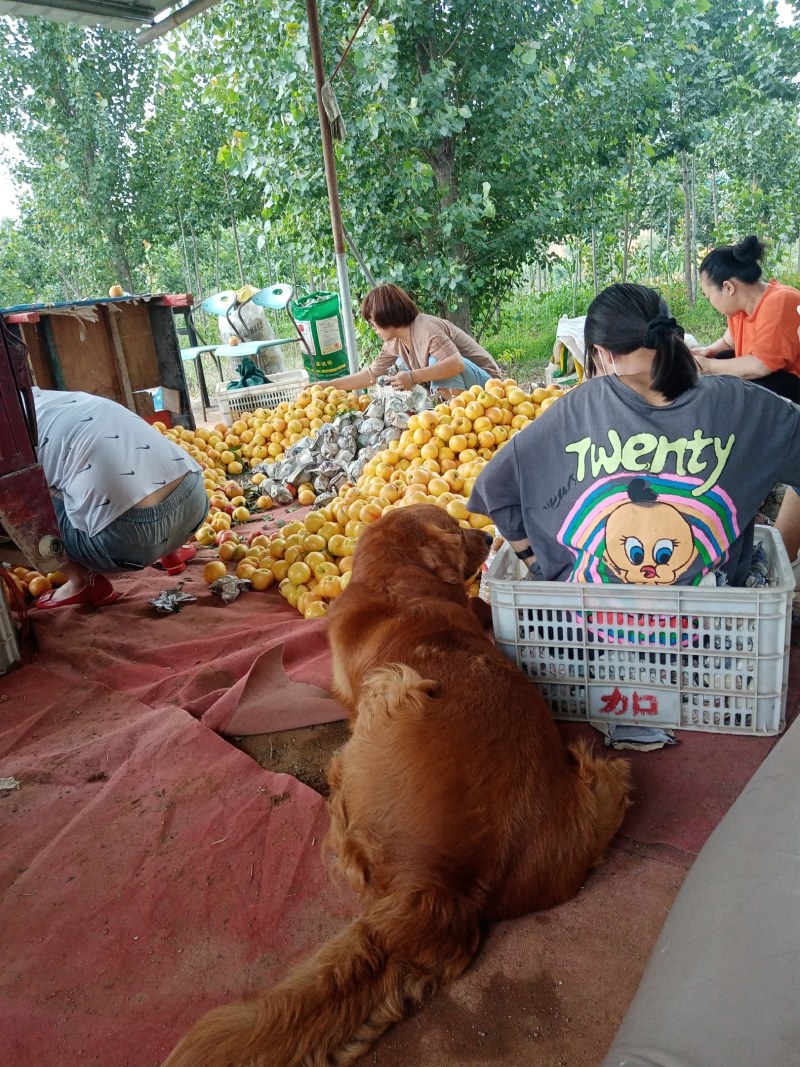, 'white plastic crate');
215,371,310,425
487,526,794,736
0,587,21,674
